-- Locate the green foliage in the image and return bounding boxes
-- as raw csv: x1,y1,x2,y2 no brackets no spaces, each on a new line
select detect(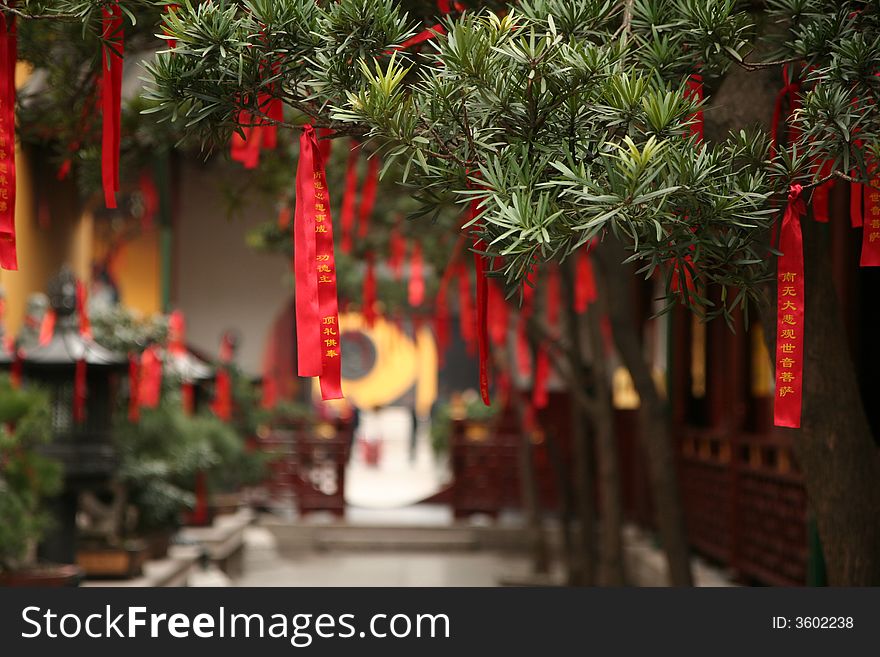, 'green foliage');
9,1,880,324
0,376,62,571
90,305,168,354
430,389,499,454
